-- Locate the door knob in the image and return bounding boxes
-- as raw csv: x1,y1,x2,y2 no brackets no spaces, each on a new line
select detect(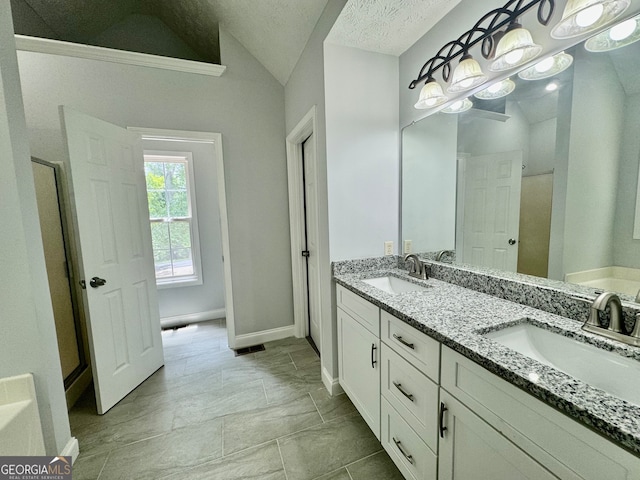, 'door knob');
508,238,517,245
90,277,107,288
